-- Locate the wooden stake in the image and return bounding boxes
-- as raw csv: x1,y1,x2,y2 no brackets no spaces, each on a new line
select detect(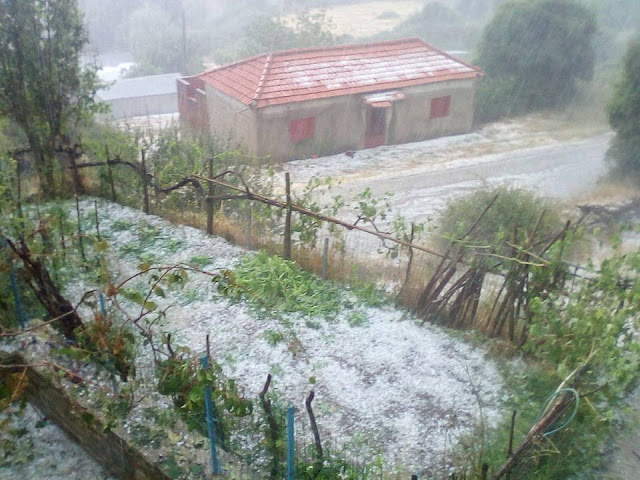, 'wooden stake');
247,203,253,249
70,148,84,195
105,146,117,202
141,150,150,215
494,393,572,479
305,390,323,462
506,410,517,480
75,195,86,263
321,237,329,279
206,157,214,235
284,172,292,260
259,374,280,479
94,200,101,242
15,157,23,221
